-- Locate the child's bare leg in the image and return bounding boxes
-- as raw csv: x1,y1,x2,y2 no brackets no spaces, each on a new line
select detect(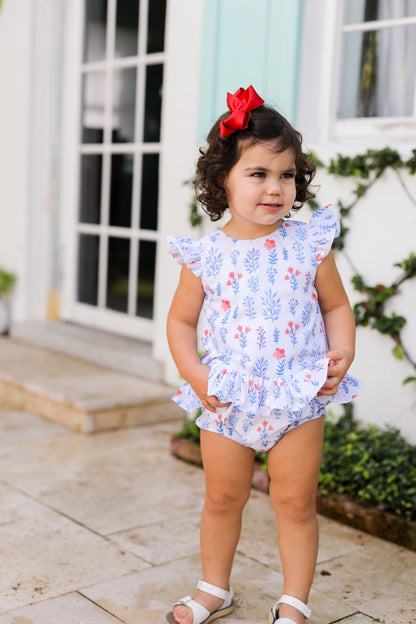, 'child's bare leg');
173,430,255,624
267,417,324,624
